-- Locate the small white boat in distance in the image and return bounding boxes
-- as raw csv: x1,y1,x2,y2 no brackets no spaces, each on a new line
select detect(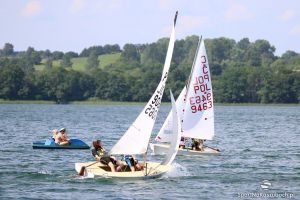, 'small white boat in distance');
75,12,180,178
150,37,220,156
